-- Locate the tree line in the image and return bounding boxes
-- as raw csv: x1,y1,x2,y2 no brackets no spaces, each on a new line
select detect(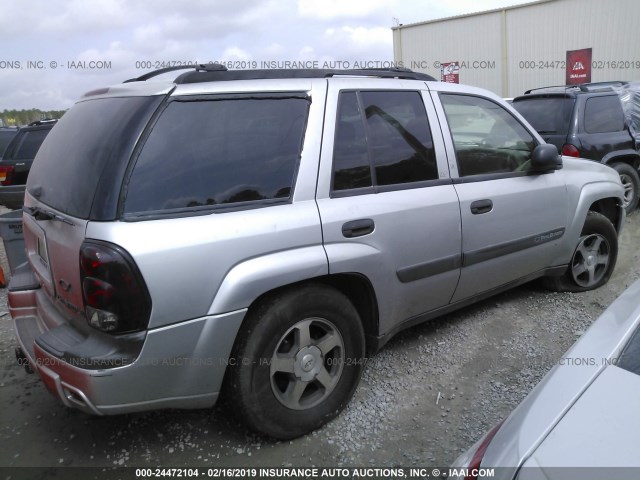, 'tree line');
1,109,67,127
